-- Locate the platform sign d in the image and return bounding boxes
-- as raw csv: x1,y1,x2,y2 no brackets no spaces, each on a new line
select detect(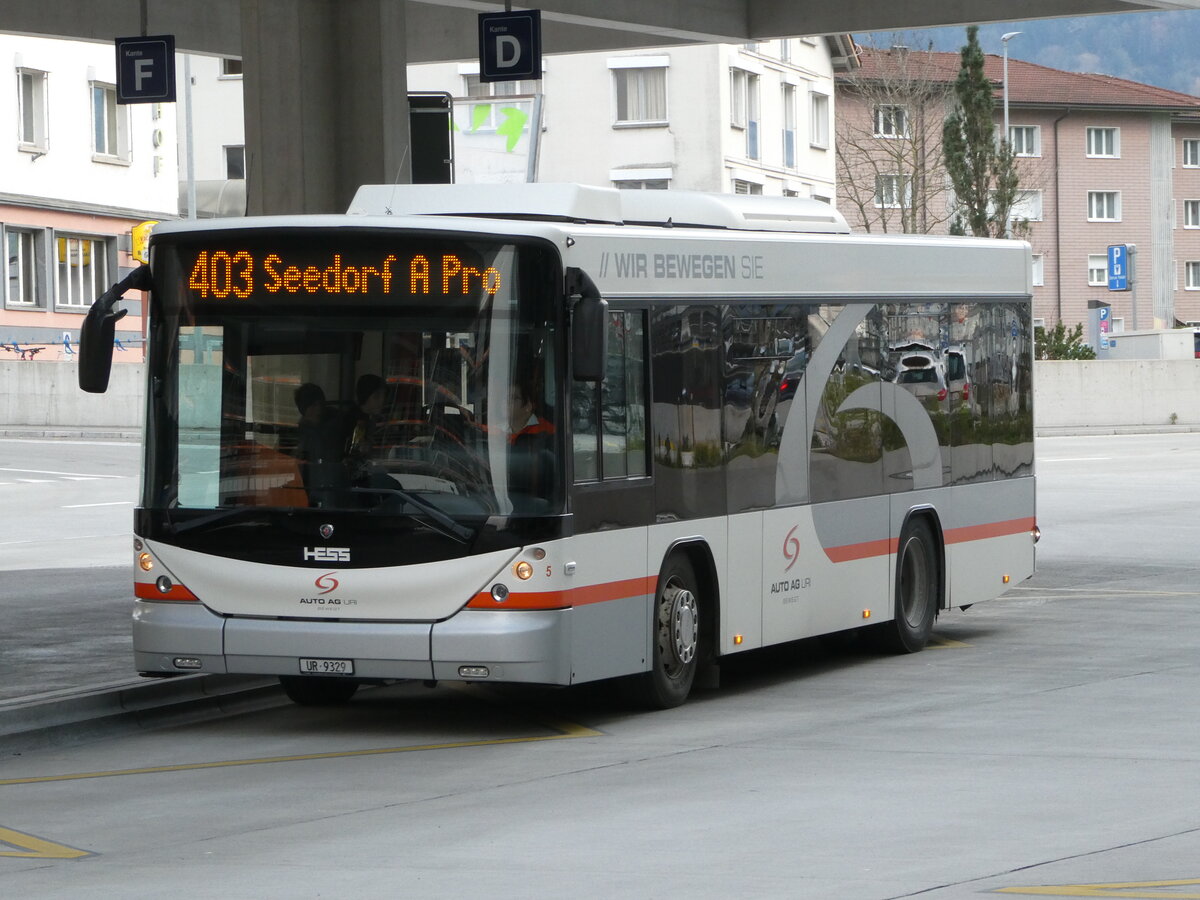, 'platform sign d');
115,34,176,104
478,10,541,83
